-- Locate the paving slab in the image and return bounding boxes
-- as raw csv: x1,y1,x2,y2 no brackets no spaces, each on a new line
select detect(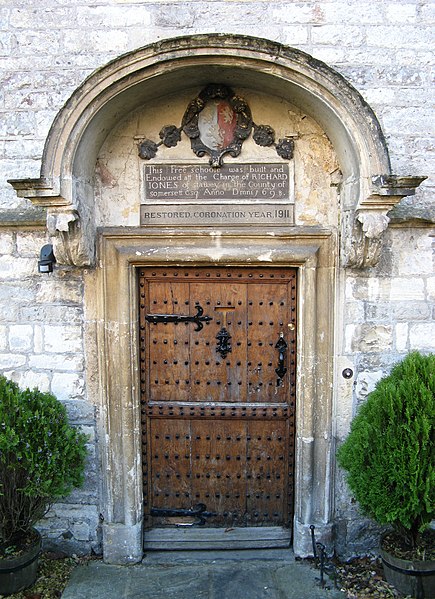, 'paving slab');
62,550,345,599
